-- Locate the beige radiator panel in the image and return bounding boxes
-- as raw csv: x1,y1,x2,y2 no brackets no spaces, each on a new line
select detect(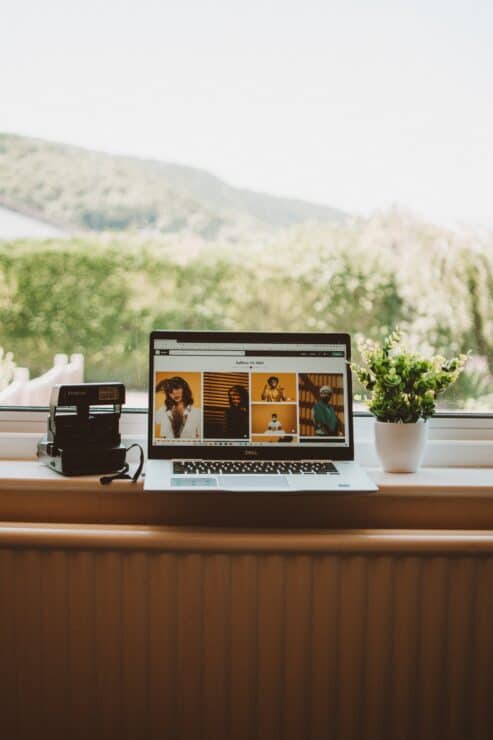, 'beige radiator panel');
1,527,493,740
